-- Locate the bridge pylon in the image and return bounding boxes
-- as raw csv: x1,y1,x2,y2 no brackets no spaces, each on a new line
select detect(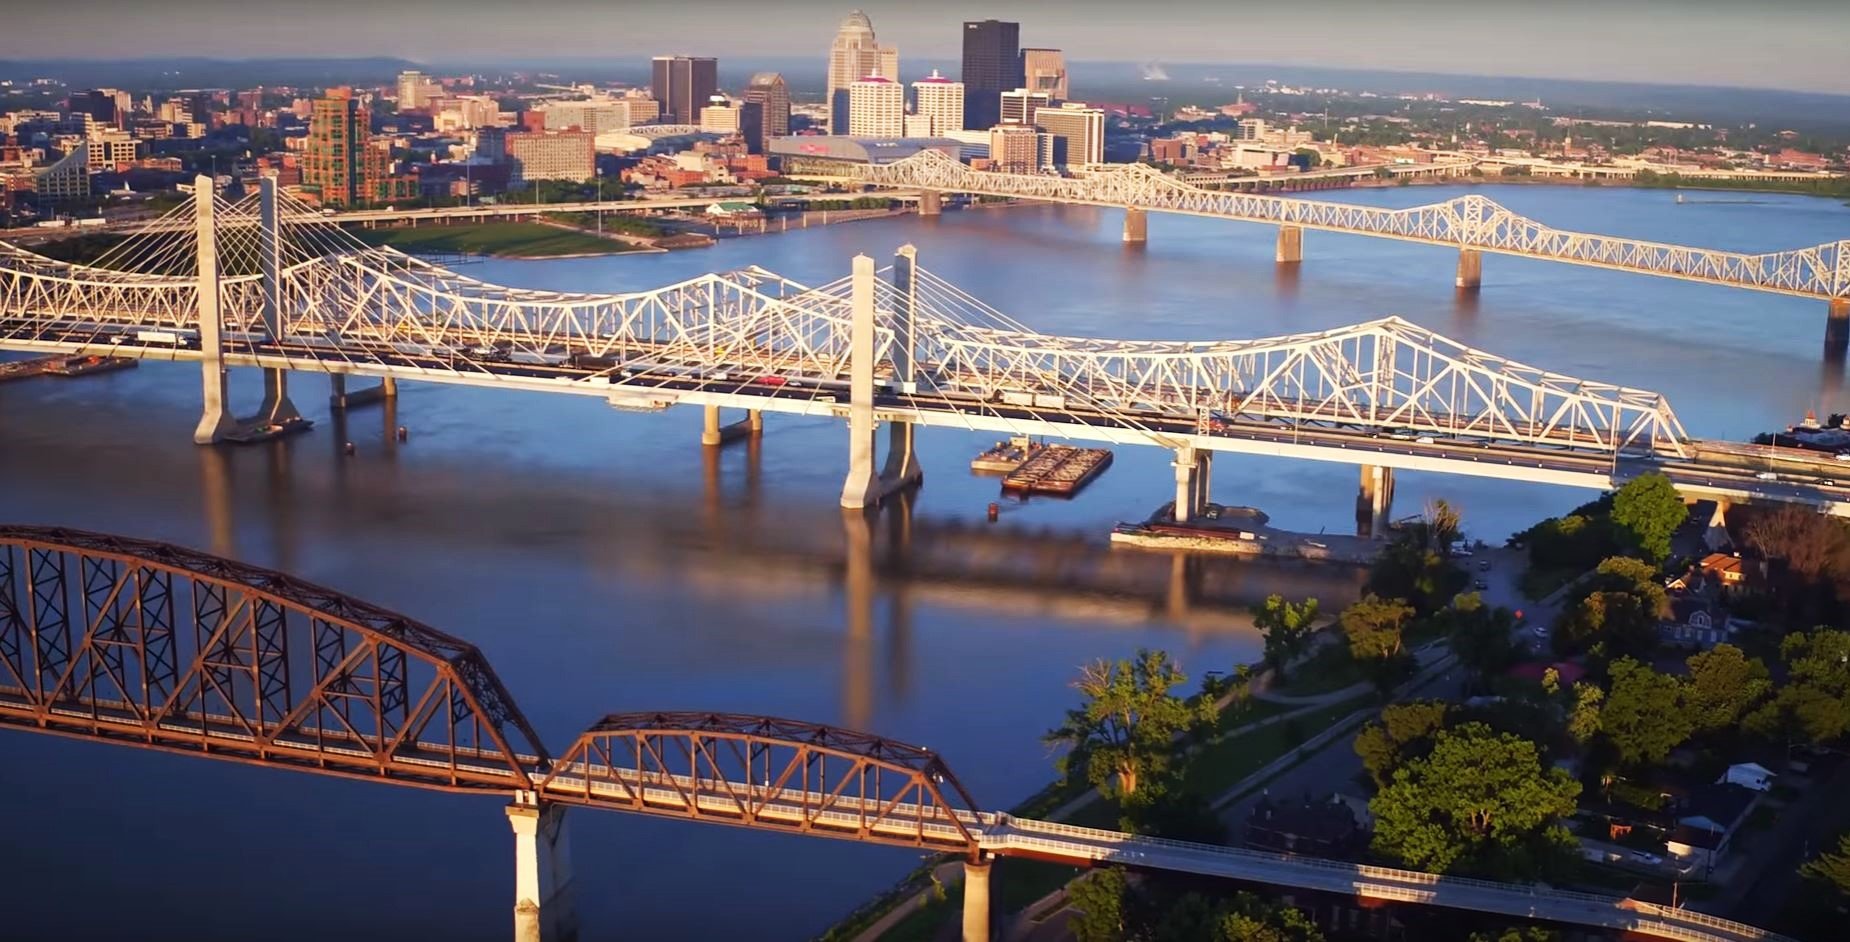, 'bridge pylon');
962,854,993,942
253,173,302,426
507,797,577,942
840,249,923,508
191,176,235,444
1275,225,1303,264
1456,248,1483,291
